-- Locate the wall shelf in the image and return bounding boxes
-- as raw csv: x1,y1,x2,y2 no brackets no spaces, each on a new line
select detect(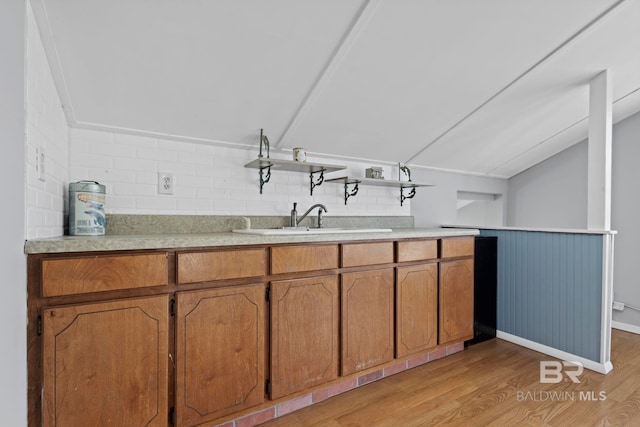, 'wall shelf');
326,176,433,206
245,129,347,195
